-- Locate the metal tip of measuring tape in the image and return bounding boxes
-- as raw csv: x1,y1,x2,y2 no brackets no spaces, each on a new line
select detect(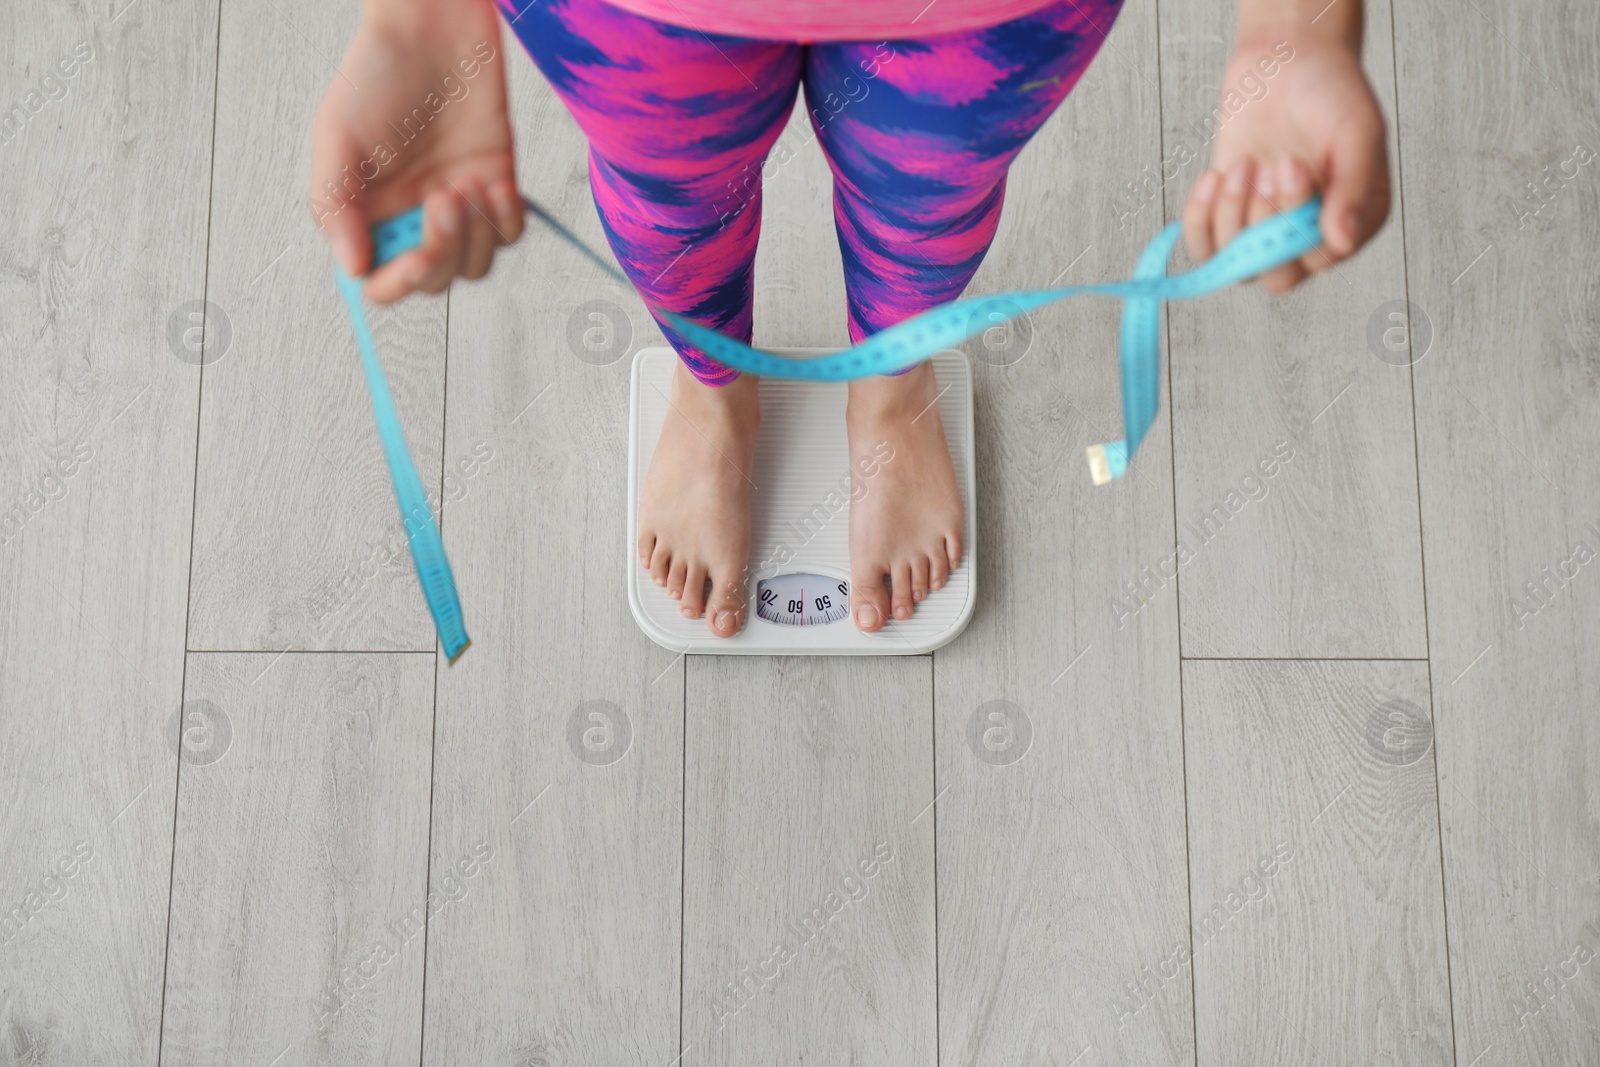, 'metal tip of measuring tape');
1087,445,1113,486
446,637,471,665
1087,441,1128,485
